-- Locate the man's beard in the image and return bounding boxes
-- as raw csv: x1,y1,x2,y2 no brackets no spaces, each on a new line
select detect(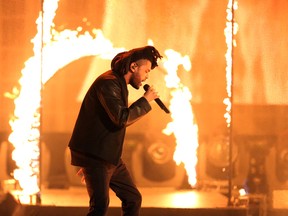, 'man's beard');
130,82,140,90
129,76,140,90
